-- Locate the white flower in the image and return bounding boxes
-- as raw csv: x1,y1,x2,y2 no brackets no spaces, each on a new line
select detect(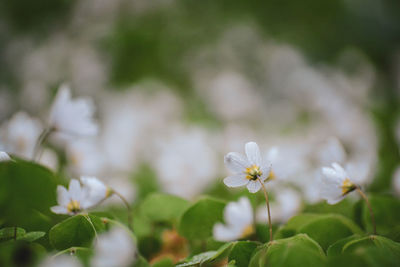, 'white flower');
66,139,104,176
0,112,42,159
80,176,110,207
224,142,270,193
213,197,254,242
51,178,107,215
0,151,11,162
39,254,82,267
49,85,98,137
320,163,357,204
257,188,302,224
91,227,137,267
